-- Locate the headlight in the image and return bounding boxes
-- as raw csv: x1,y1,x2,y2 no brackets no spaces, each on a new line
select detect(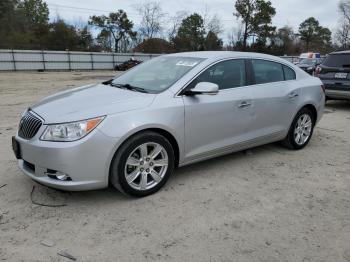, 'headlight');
40,116,105,142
